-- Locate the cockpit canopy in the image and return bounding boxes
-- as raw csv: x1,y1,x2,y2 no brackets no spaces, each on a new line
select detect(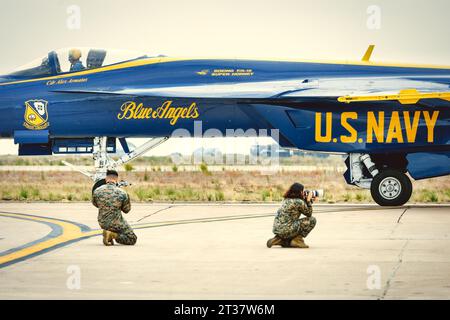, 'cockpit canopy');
9,48,160,77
